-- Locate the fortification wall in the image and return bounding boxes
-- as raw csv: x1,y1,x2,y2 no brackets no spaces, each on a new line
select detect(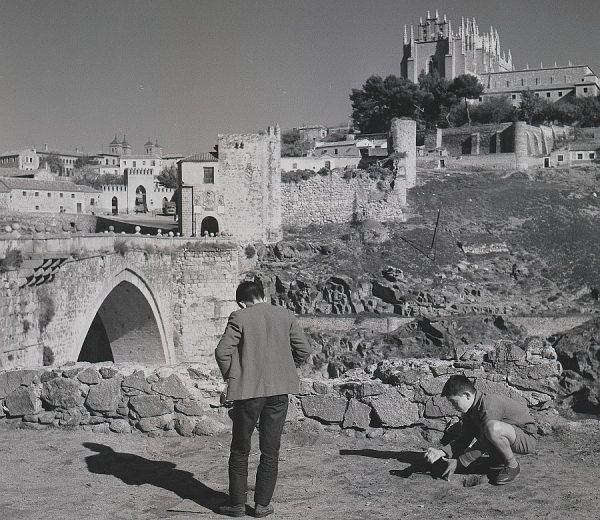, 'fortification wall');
281,170,405,228
0,212,98,234
418,153,544,170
